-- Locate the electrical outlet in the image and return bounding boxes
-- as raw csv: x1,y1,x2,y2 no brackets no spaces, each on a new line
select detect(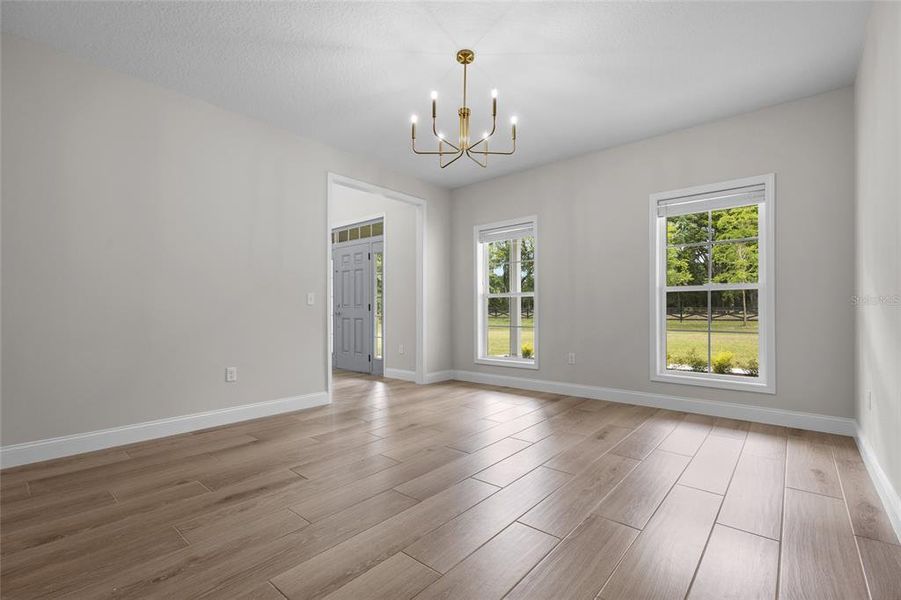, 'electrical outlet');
567,352,576,365
225,367,237,383
306,292,315,306
399,344,405,355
